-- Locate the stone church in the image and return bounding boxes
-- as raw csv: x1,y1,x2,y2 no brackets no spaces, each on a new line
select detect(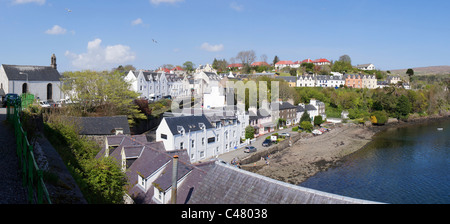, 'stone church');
0,54,63,102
